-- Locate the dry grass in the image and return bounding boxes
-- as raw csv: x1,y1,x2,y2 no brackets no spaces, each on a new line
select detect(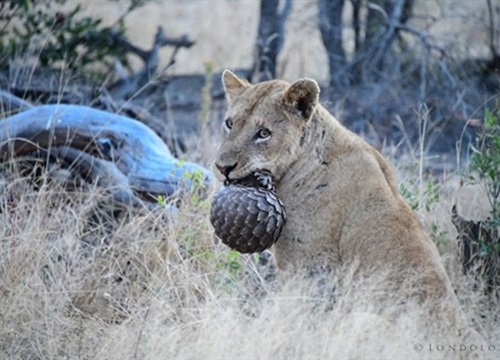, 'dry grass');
0,136,499,360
